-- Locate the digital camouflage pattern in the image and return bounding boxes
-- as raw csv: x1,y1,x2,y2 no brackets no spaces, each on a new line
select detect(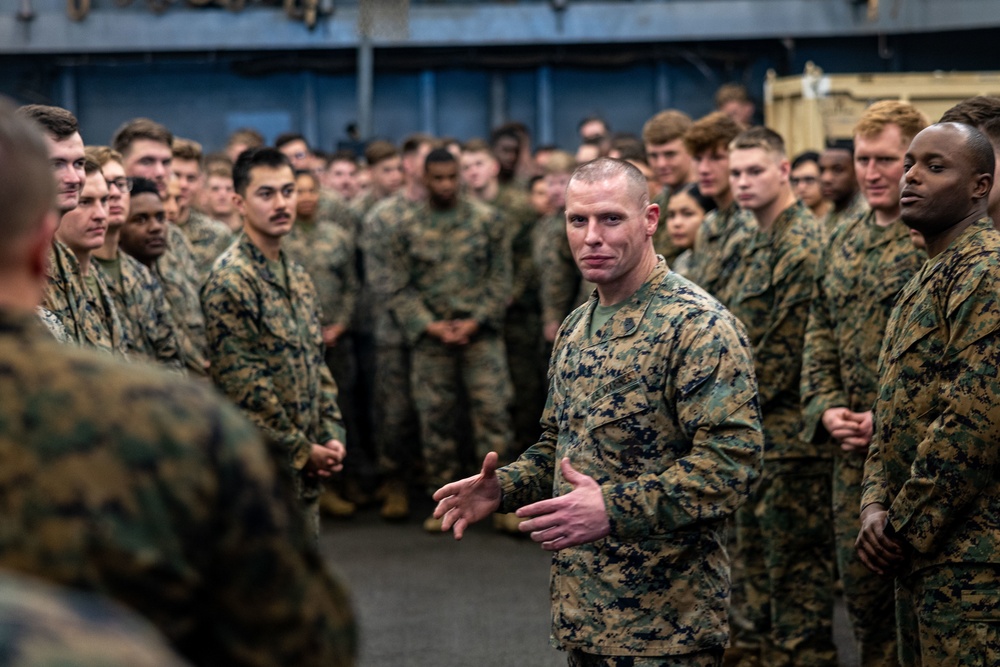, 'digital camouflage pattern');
0,309,356,667
722,201,823,459
0,570,191,667
863,217,1000,575
651,187,683,265
490,184,547,456
386,195,514,486
801,210,923,667
318,190,362,238
686,202,756,305
497,260,763,657
202,233,345,501
722,201,835,666
894,563,1000,666
174,210,234,285
360,194,423,473
95,252,184,372
821,190,869,238
534,210,593,330
284,217,358,330
154,224,209,376
42,240,128,357
386,196,511,345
